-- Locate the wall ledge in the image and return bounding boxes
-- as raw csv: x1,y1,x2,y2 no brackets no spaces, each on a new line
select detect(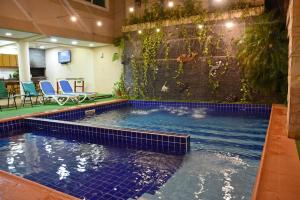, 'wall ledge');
122,6,264,33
